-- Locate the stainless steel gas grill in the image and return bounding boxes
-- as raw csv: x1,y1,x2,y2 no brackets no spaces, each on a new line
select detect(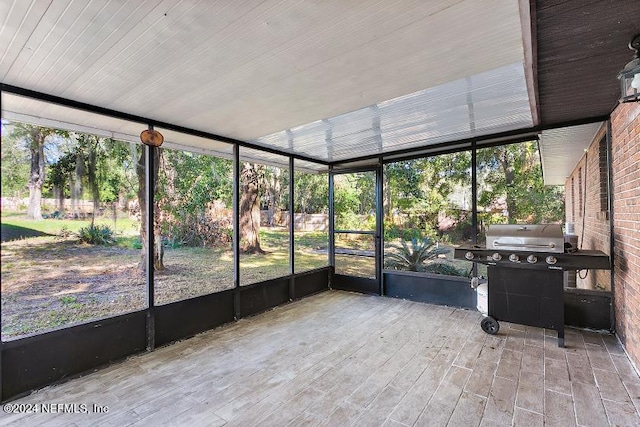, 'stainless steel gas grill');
454,224,611,347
